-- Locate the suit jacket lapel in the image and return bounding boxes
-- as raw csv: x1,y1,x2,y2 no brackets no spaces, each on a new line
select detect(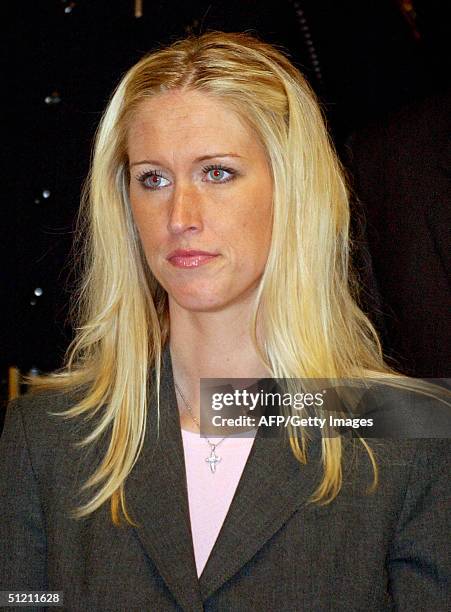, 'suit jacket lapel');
125,344,203,612
125,343,323,607
198,419,323,599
